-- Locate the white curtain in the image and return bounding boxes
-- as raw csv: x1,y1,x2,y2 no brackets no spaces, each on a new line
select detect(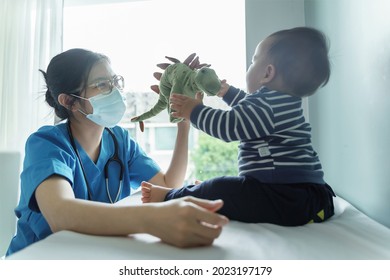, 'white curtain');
0,0,63,152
